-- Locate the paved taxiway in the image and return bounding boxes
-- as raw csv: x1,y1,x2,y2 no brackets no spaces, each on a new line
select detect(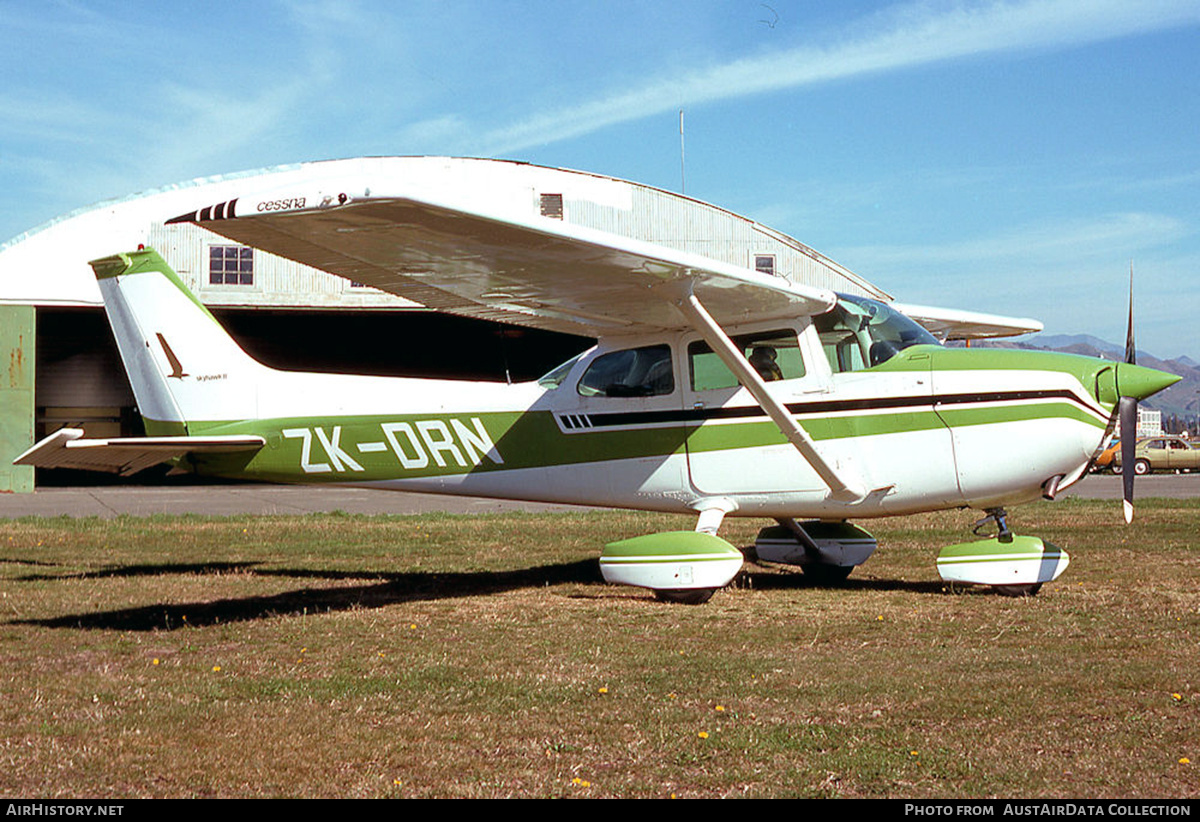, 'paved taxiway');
0,474,1195,518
